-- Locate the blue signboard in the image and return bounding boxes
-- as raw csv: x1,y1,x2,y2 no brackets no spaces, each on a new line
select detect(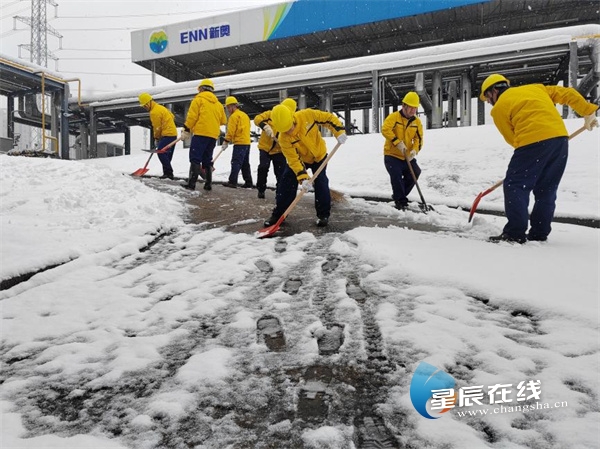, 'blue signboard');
268,0,491,40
